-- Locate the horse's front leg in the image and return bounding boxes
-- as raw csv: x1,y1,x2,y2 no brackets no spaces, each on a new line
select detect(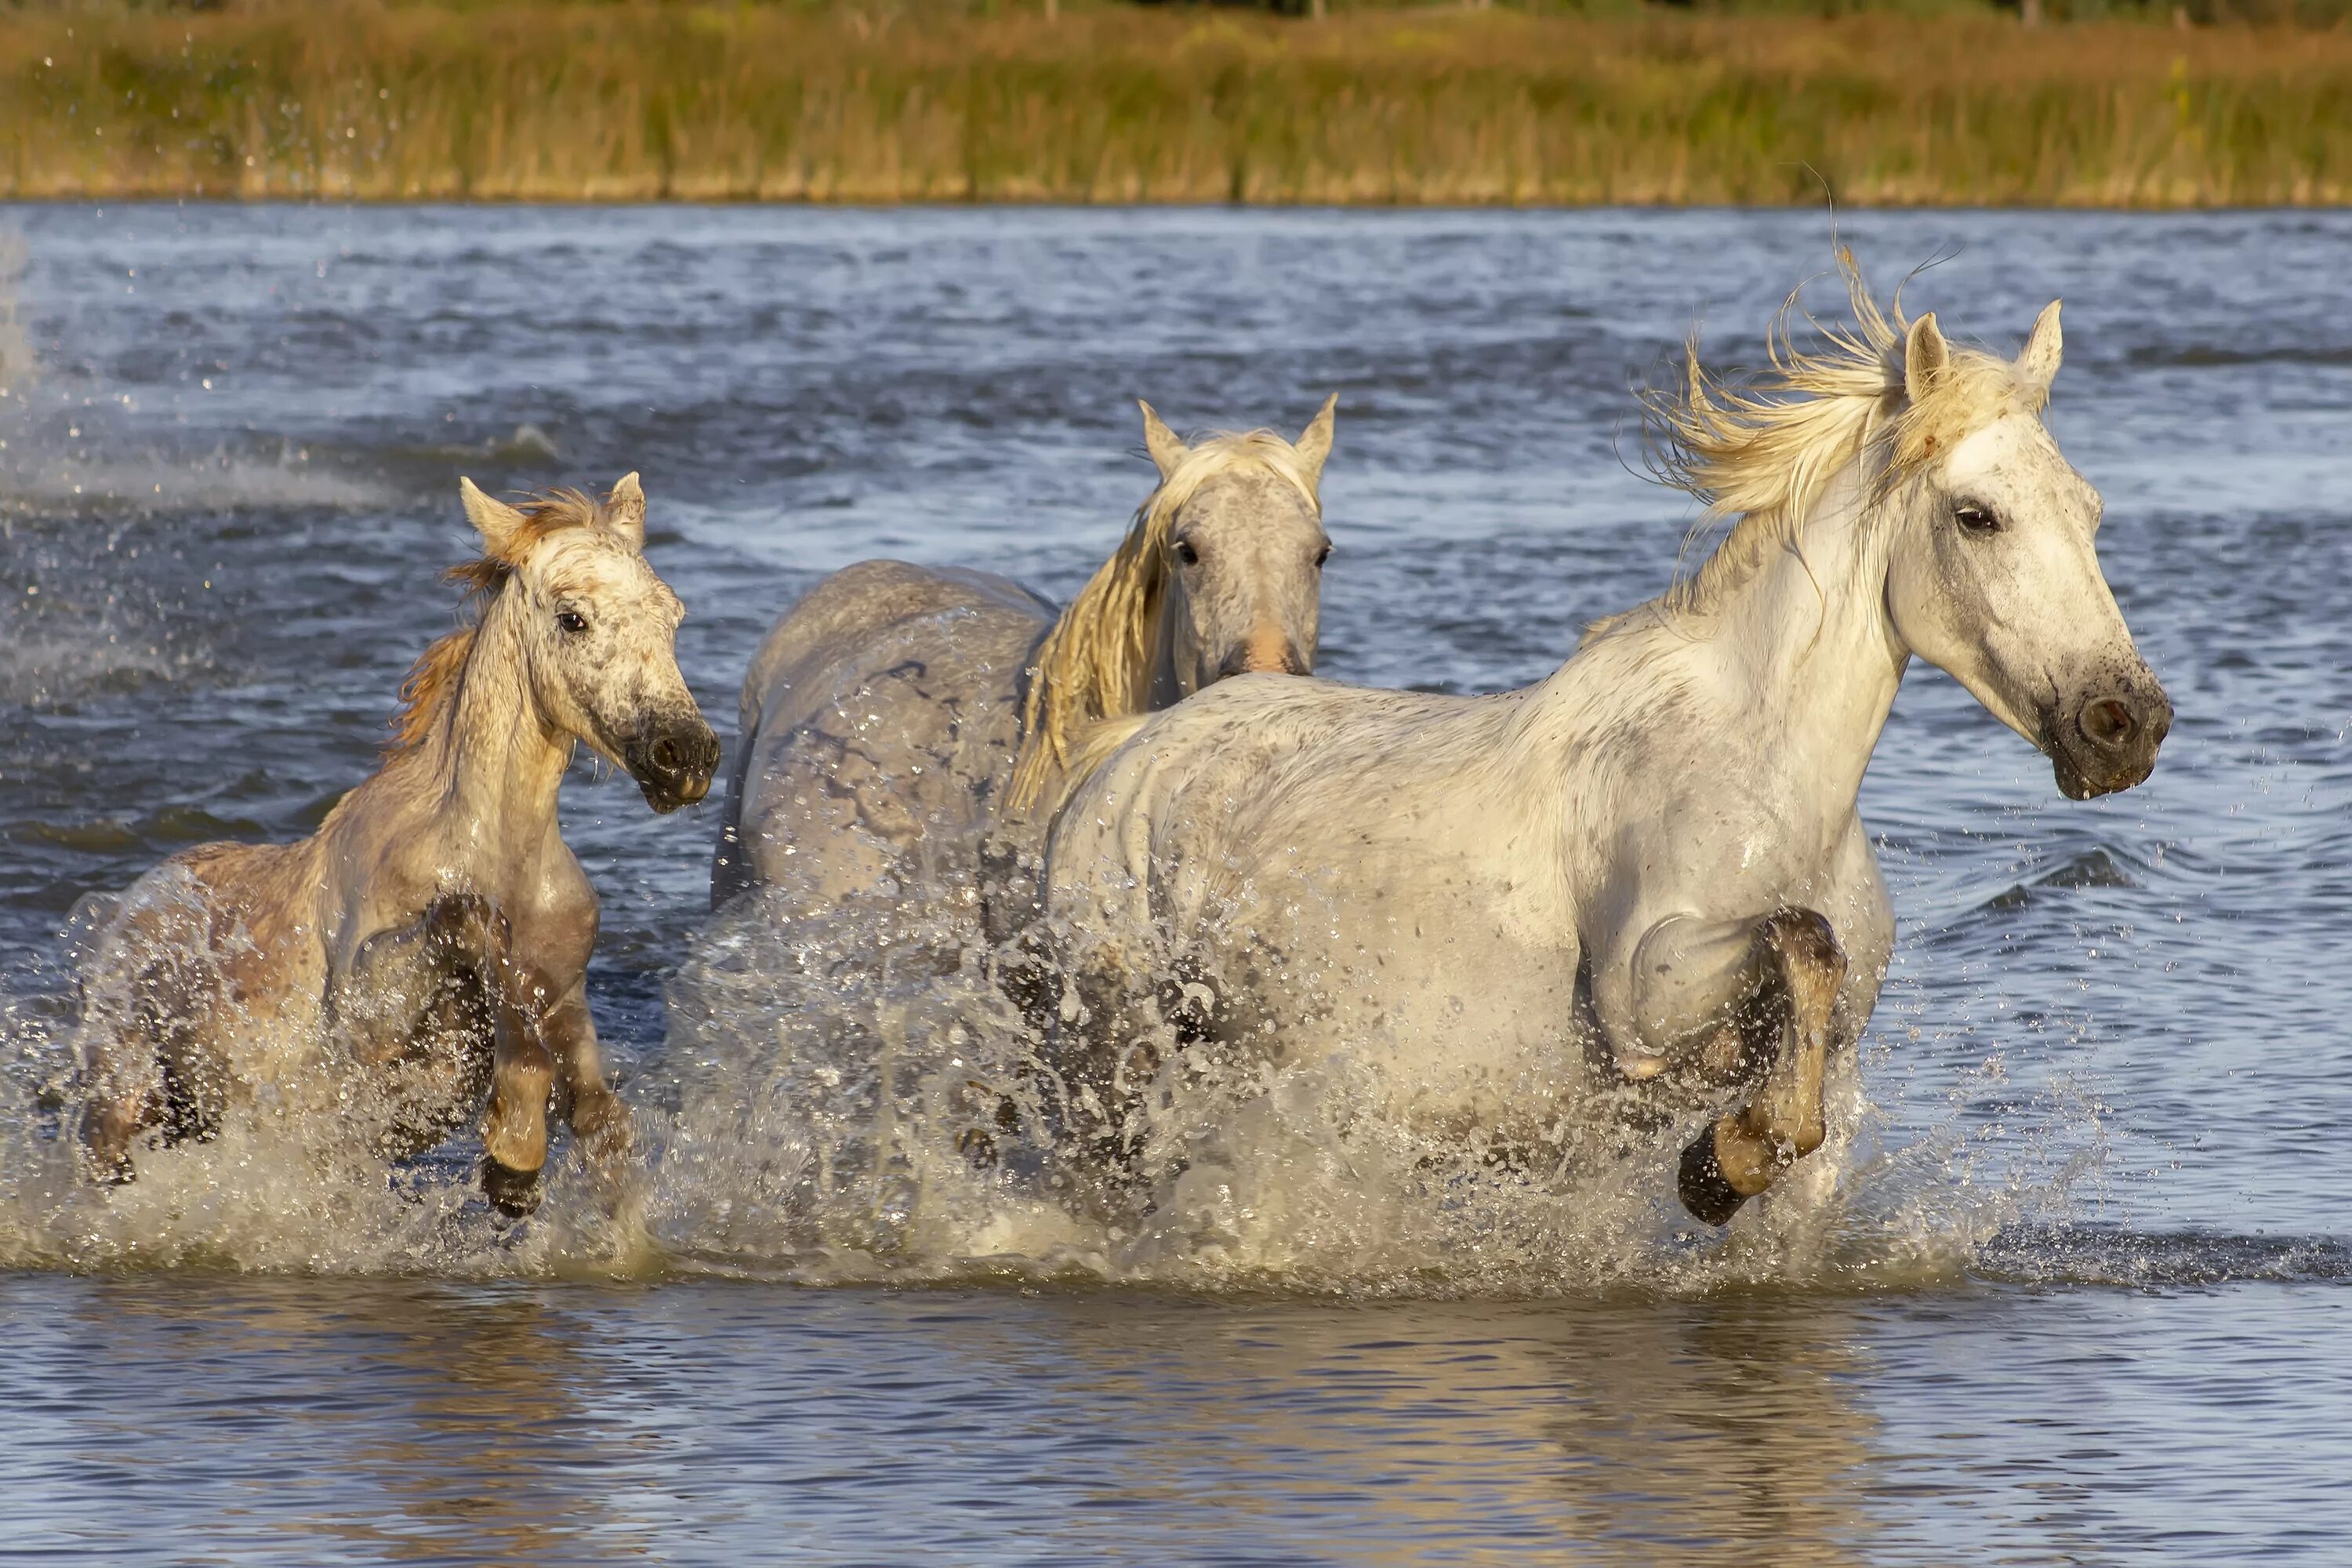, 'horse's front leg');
540,978,633,1185
1675,909,1847,1226
478,960,631,1214
479,964,557,1218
